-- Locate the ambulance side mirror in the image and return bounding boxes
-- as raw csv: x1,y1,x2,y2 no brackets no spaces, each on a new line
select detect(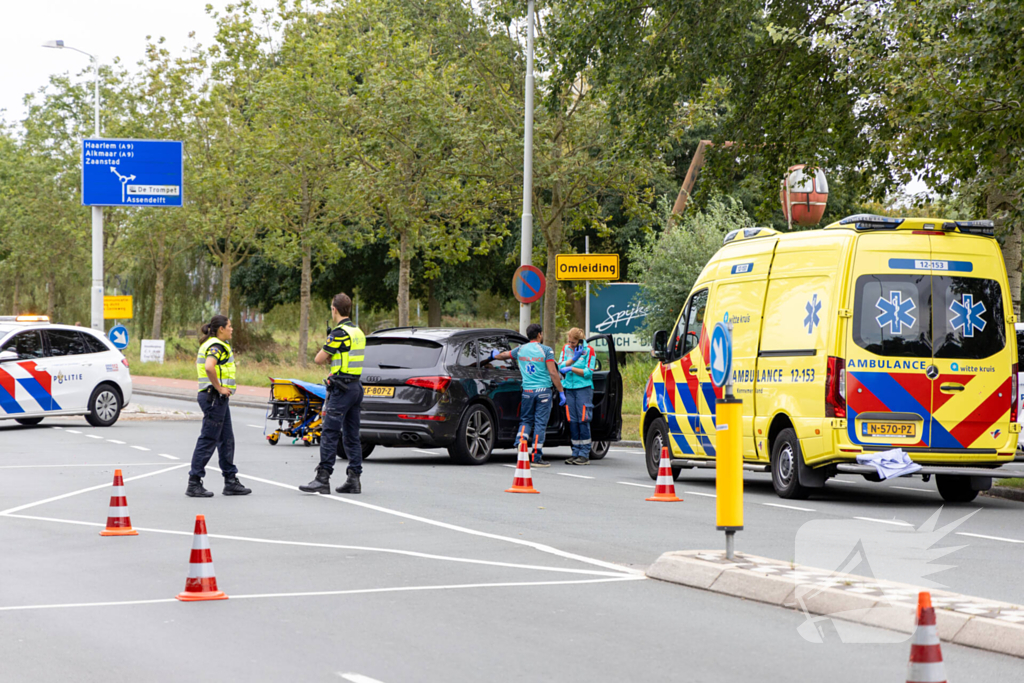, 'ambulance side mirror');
0,350,17,363
652,330,668,362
